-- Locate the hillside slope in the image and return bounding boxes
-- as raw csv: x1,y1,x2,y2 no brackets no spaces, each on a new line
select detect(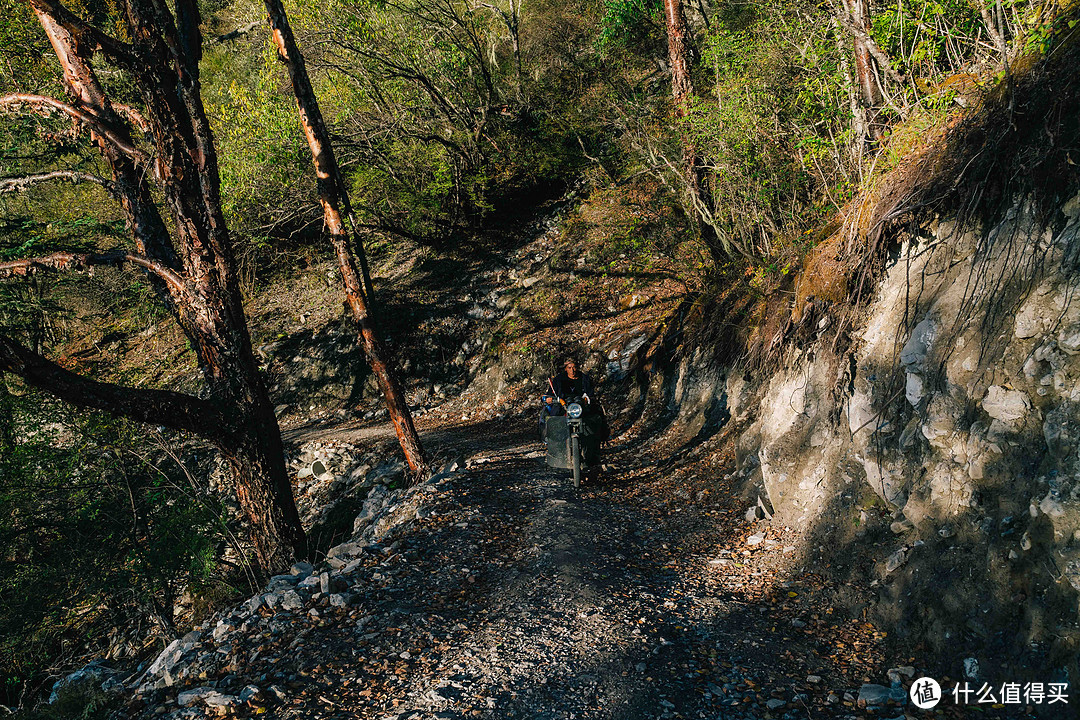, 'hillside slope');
19,21,1080,720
